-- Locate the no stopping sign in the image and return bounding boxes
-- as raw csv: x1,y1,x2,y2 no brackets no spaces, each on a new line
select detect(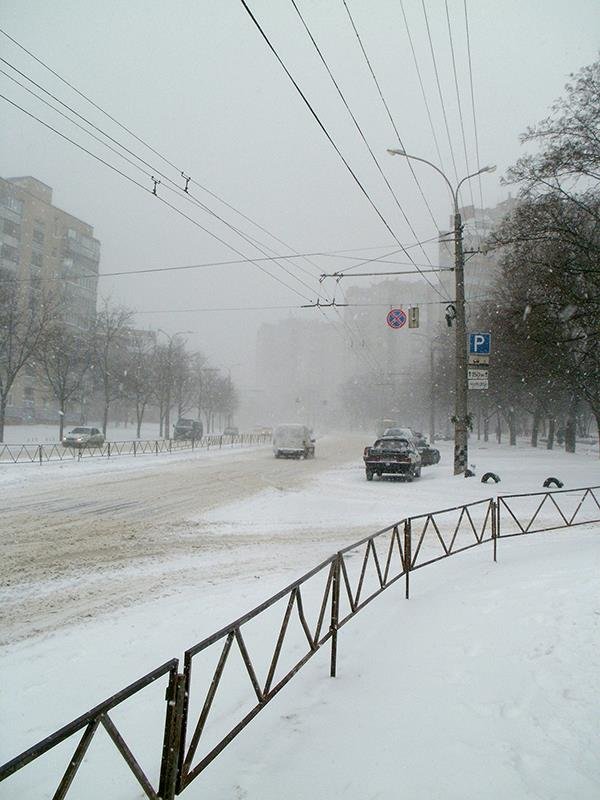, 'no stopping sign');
386,308,407,329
